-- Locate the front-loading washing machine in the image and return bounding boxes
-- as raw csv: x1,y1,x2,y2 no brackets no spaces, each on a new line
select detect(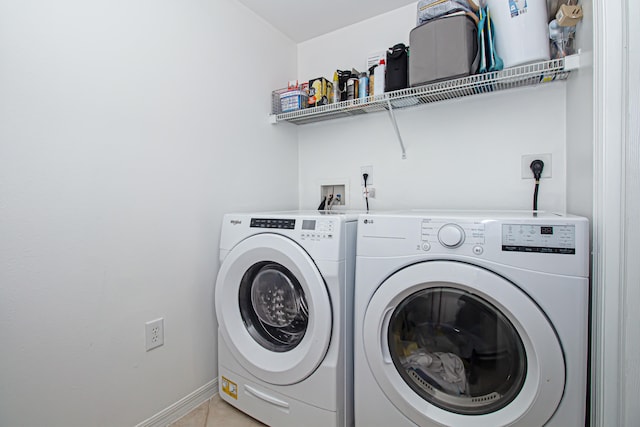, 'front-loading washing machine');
215,211,357,427
354,211,589,427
